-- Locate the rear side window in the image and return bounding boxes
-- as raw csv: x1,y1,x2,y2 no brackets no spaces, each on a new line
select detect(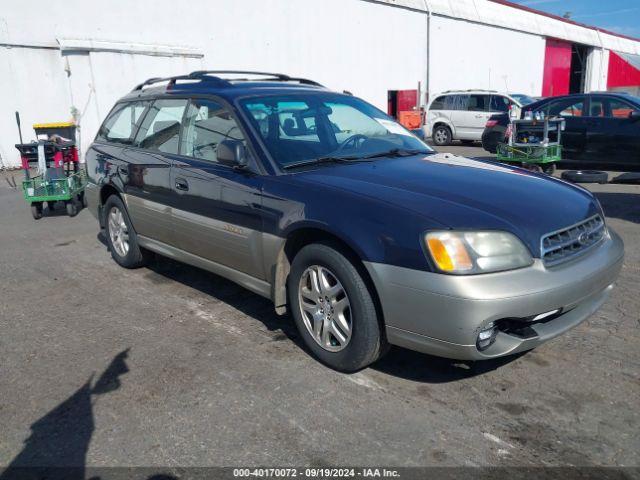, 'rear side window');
134,99,188,154
96,102,148,144
431,95,468,111
467,95,489,112
605,98,638,118
490,95,511,112
546,98,584,117
448,95,469,111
